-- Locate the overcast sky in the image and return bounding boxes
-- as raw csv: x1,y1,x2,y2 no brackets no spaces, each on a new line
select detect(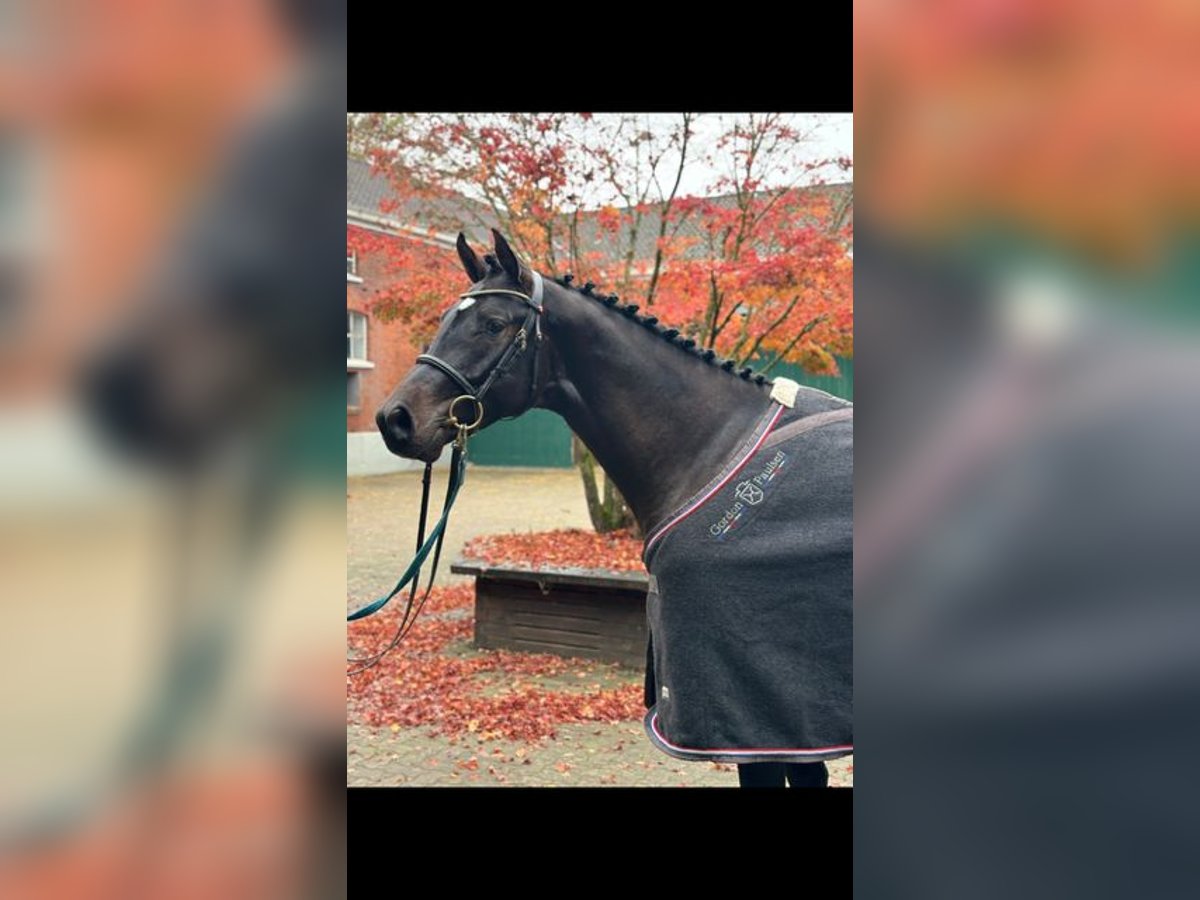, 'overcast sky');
373,113,854,209
673,112,852,193
568,113,852,207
